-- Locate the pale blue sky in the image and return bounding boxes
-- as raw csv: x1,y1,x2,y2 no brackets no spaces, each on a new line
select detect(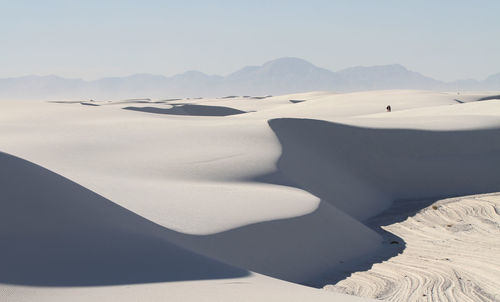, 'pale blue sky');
1,0,499,81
